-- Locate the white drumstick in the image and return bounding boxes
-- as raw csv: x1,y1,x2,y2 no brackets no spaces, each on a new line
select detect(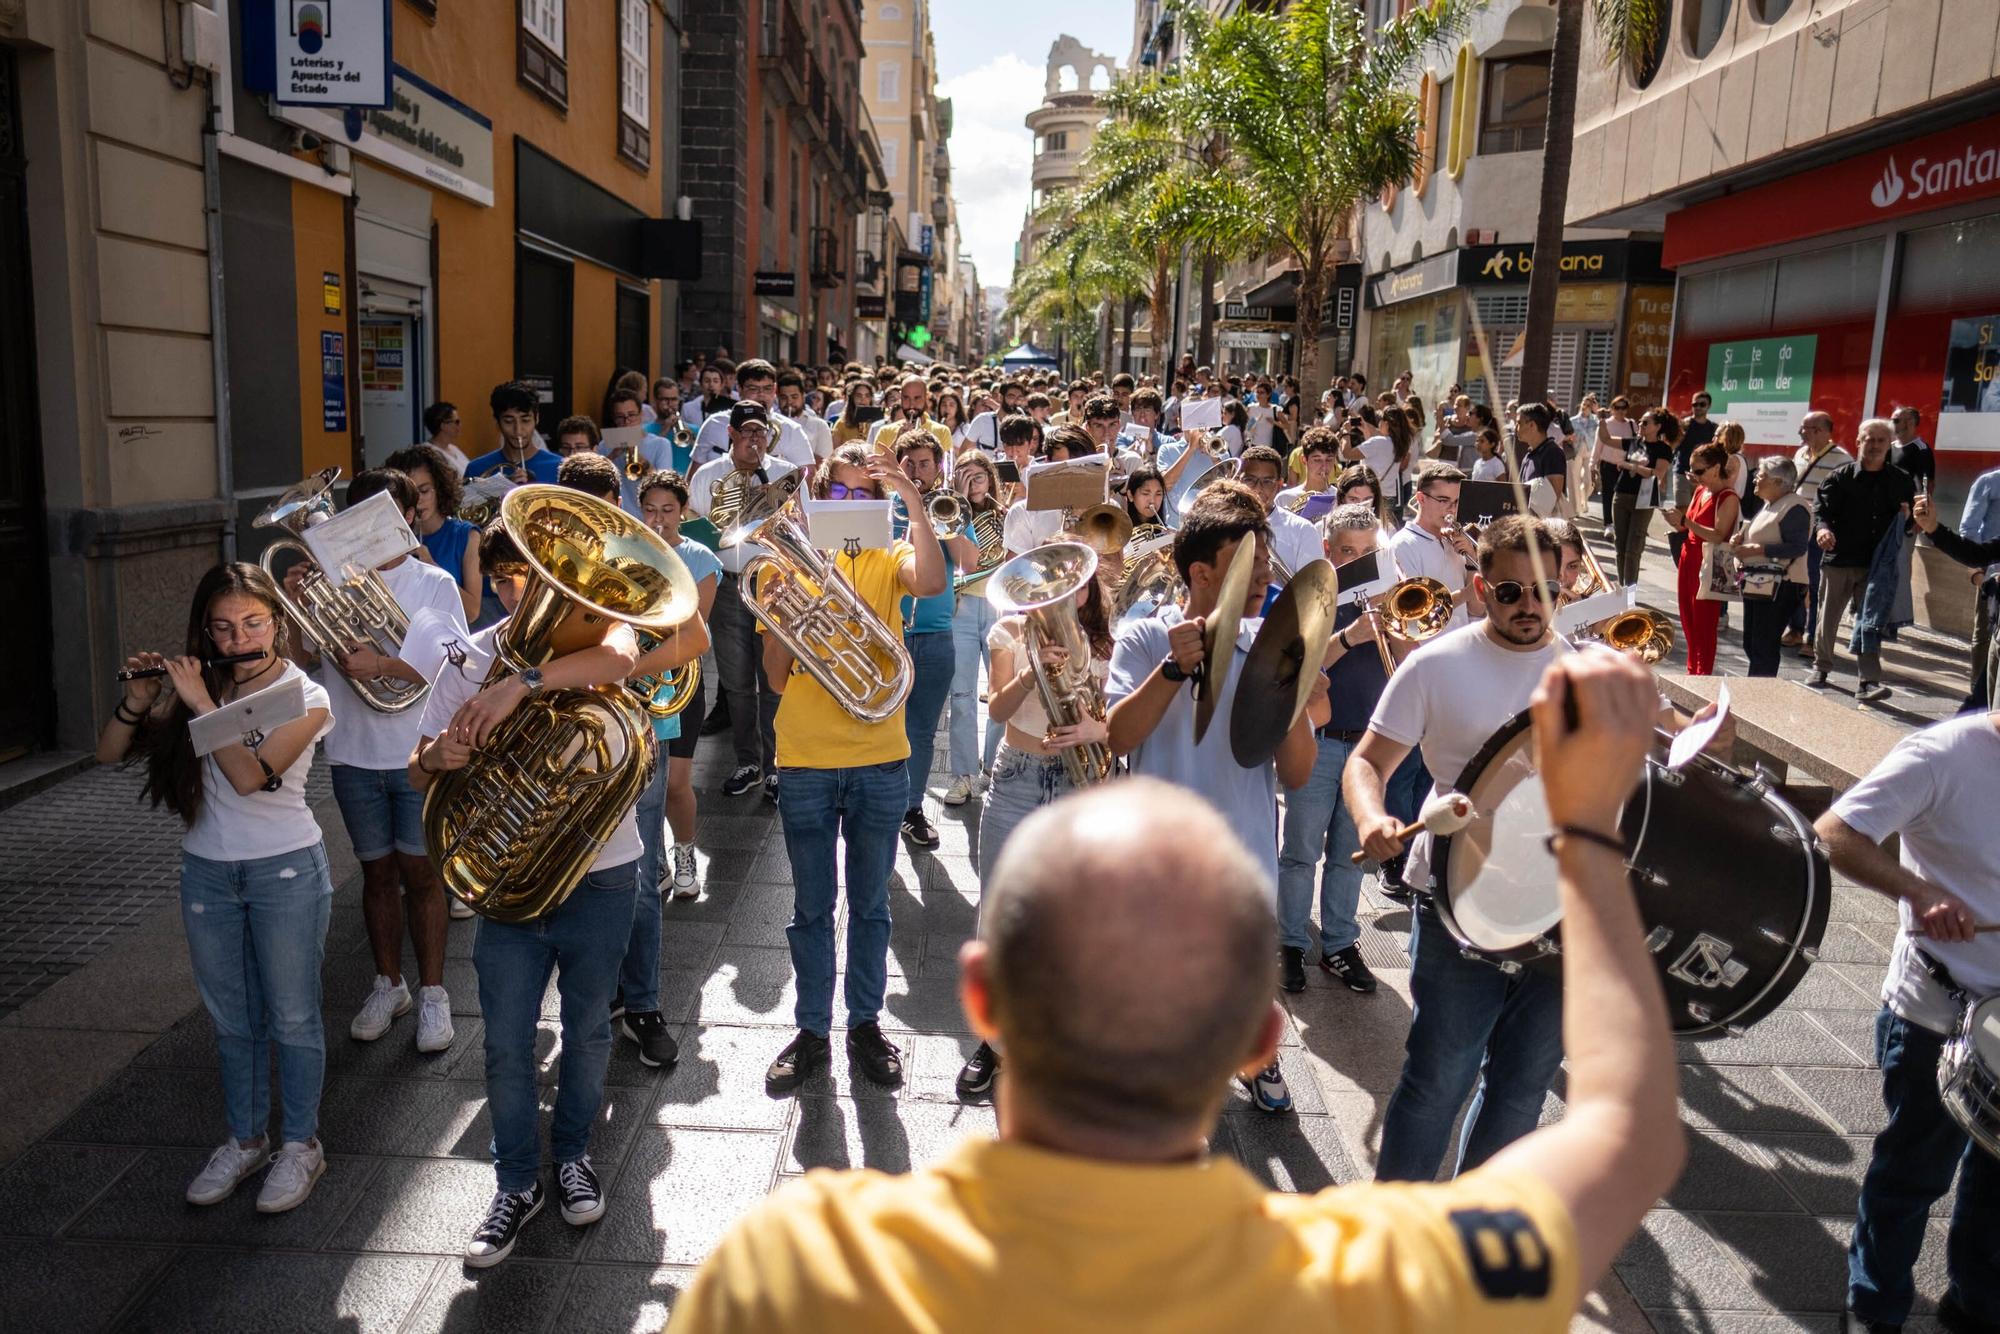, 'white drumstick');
1349,793,1477,865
